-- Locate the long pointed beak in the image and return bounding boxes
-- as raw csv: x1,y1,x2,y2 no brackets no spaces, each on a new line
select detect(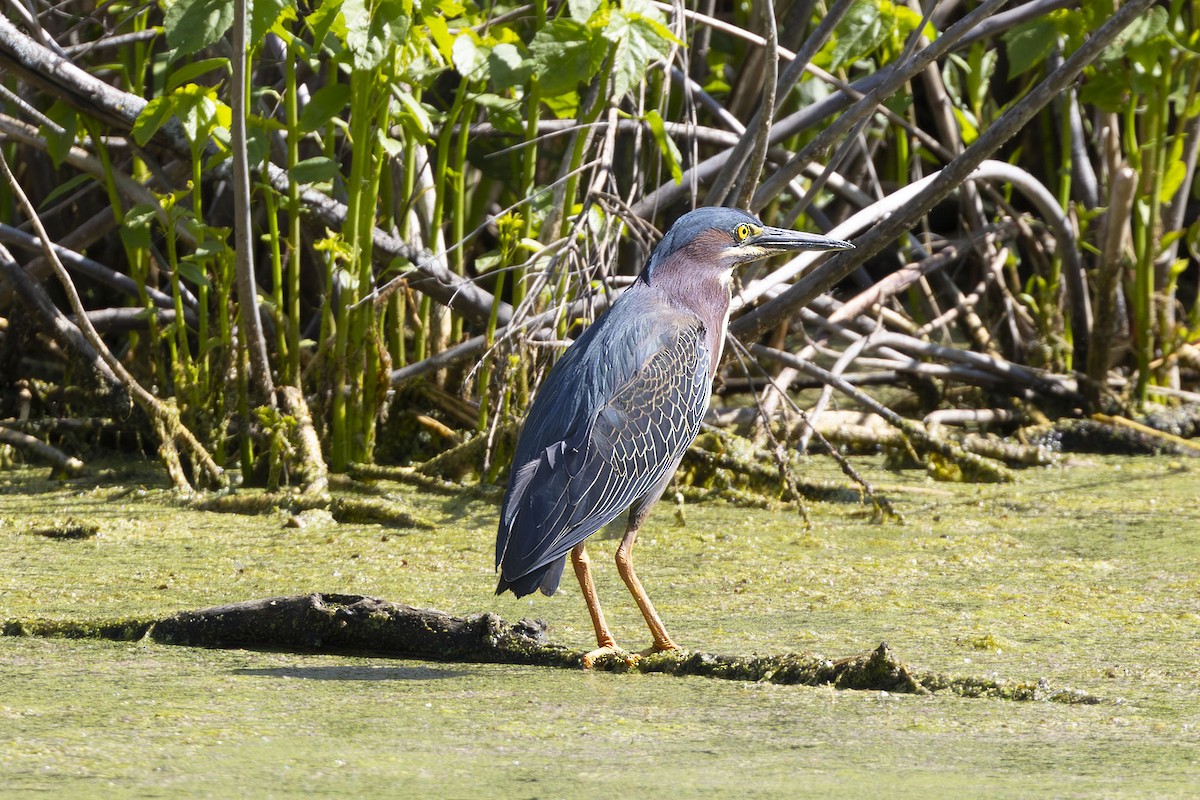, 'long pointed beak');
753,226,855,253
